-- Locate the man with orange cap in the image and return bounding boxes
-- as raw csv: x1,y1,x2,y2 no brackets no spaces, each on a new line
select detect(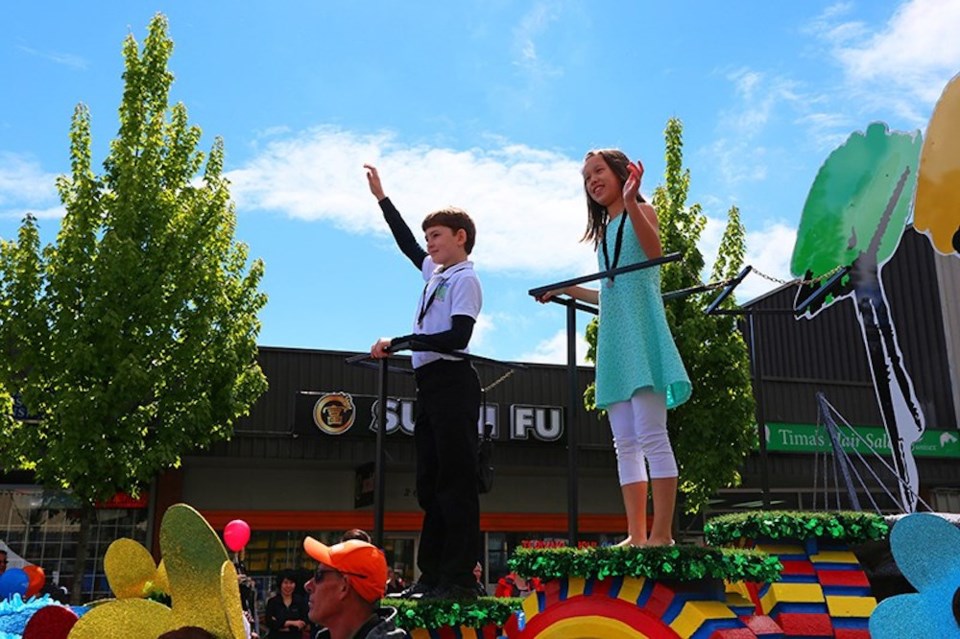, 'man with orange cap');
303,537,405,639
